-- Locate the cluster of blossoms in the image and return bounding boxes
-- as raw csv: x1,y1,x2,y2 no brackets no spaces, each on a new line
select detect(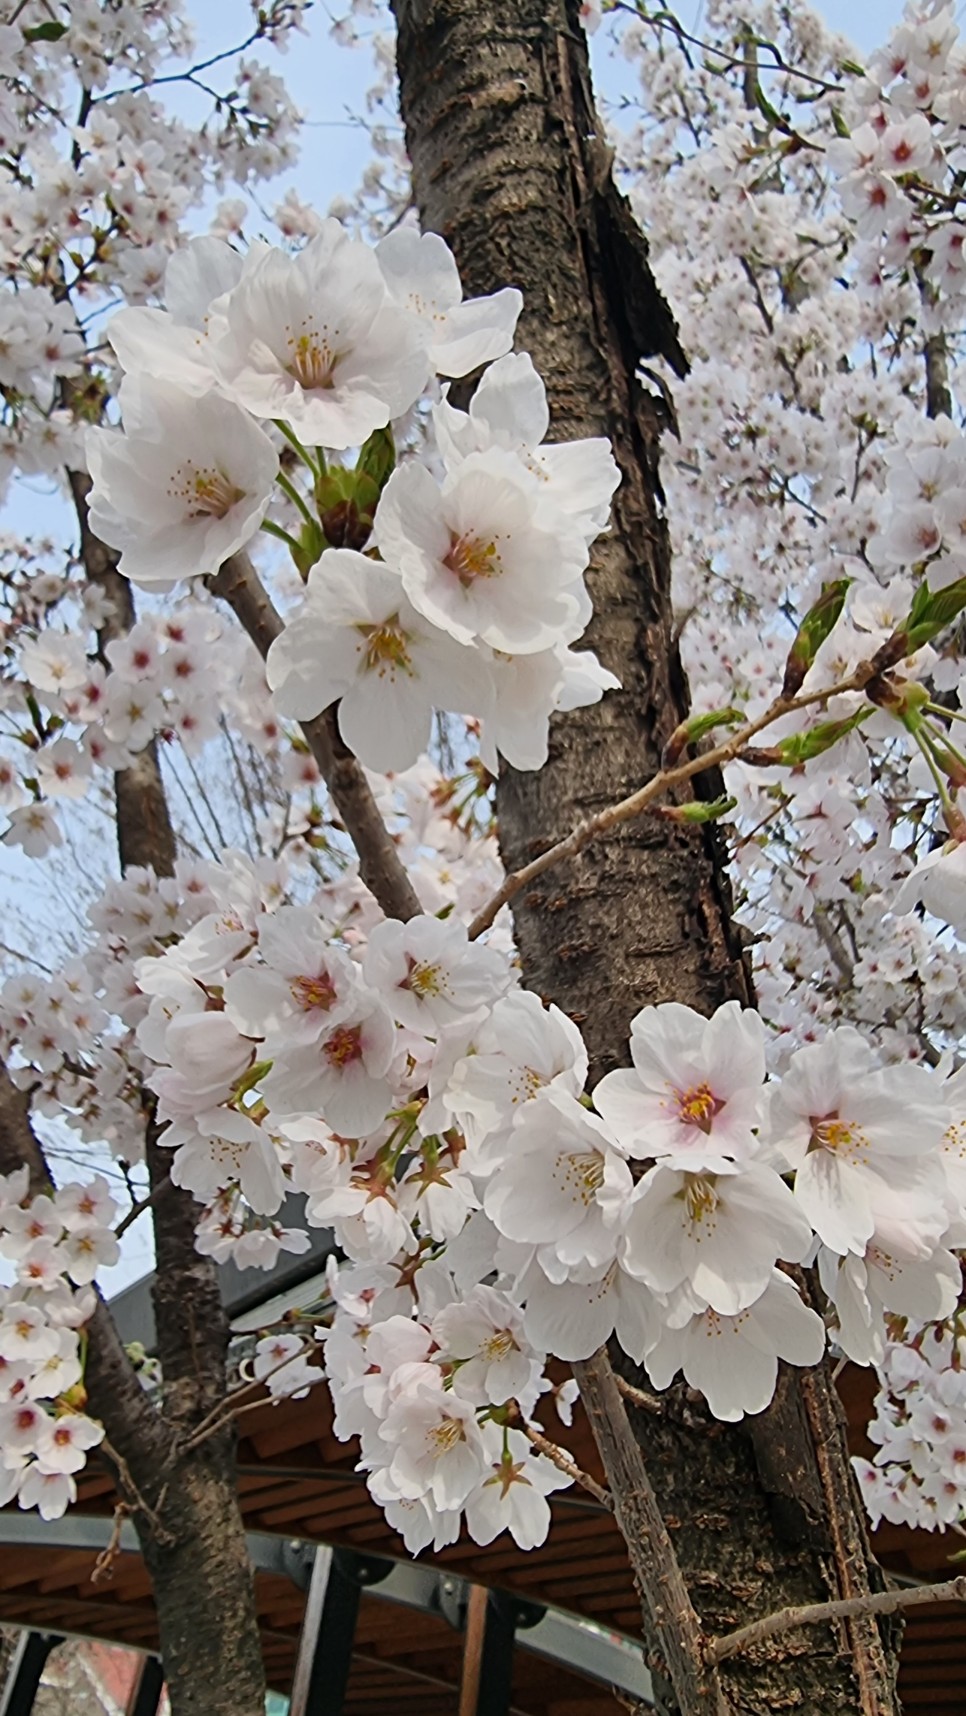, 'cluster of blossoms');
85,221,620,777
123,840,966,1542
0,1168,111,1521
1,594,296,860
603,0,966,1059
0,2,304,494
856,1311,966,1532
